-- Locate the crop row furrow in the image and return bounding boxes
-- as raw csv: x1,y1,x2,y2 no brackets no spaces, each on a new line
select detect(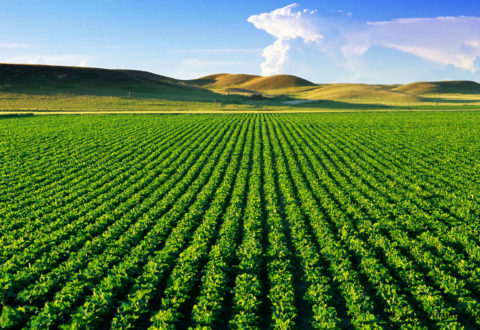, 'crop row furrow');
0,118,227,293
148,117,252,329
0,119,237,327
107,117,248,330
290,119,464,327
0,120,198,253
